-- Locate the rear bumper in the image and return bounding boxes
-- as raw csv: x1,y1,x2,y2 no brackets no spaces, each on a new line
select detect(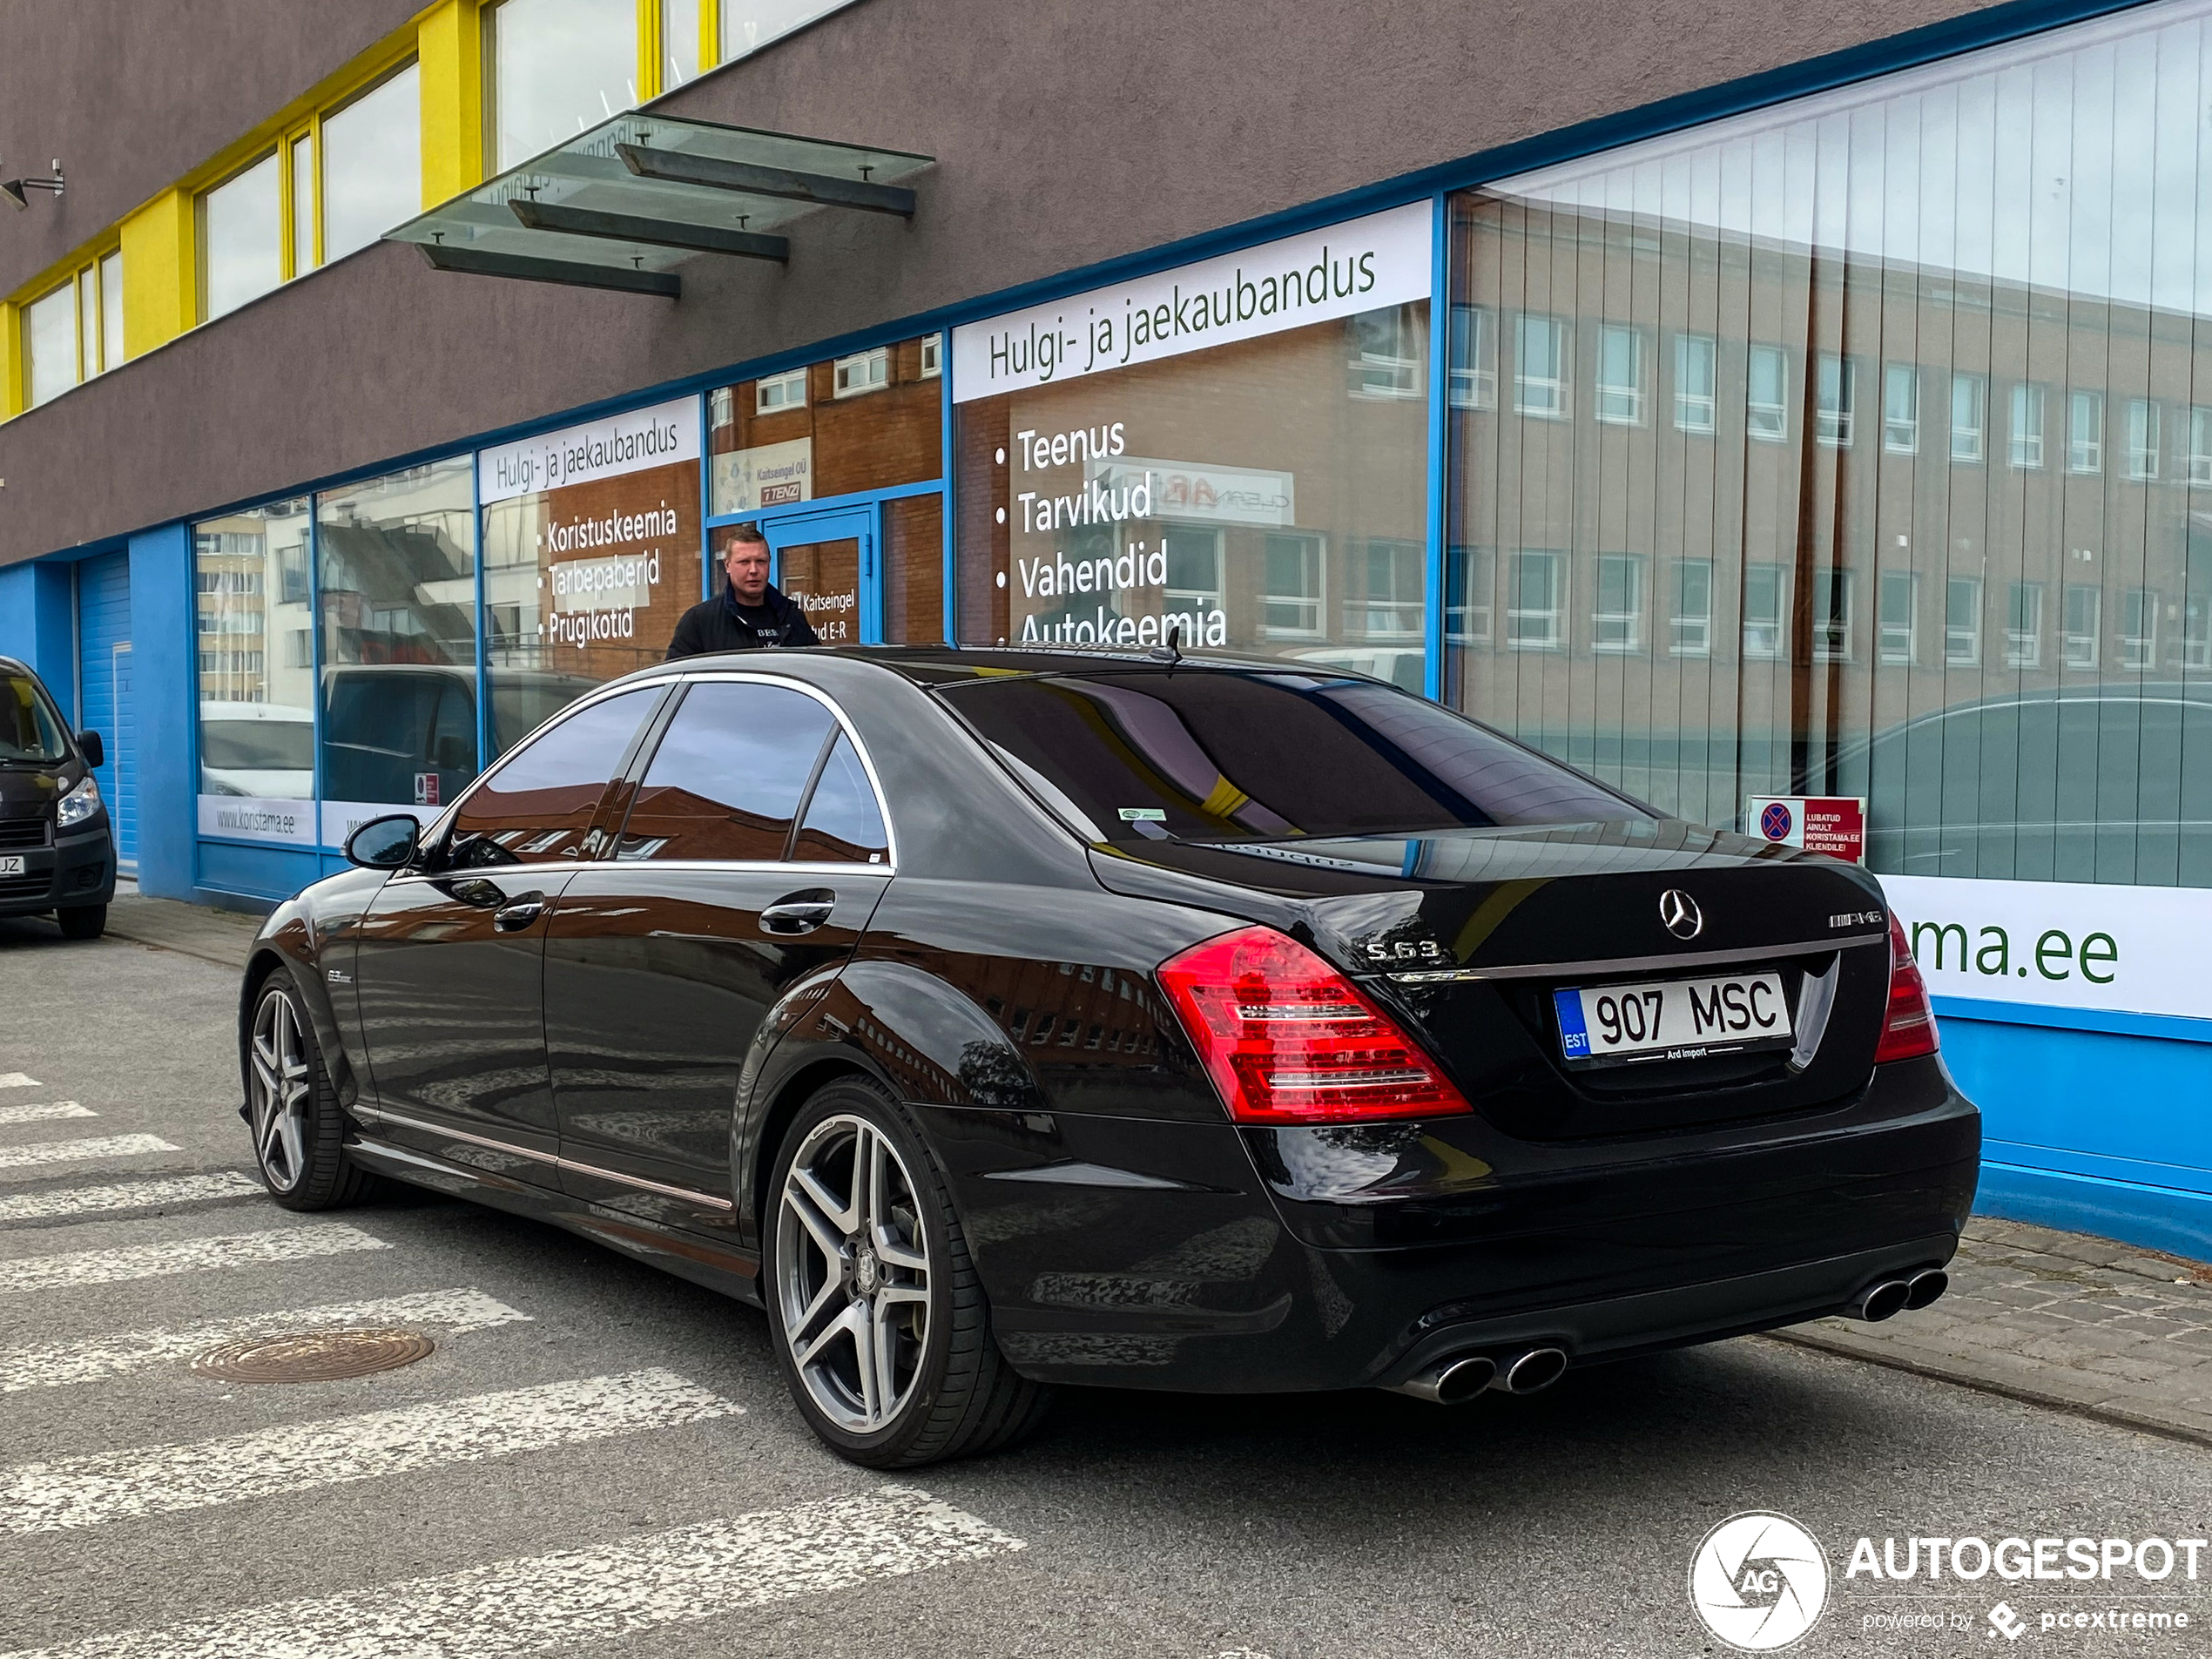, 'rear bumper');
0,826,114,917
943,1054,1980,1393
